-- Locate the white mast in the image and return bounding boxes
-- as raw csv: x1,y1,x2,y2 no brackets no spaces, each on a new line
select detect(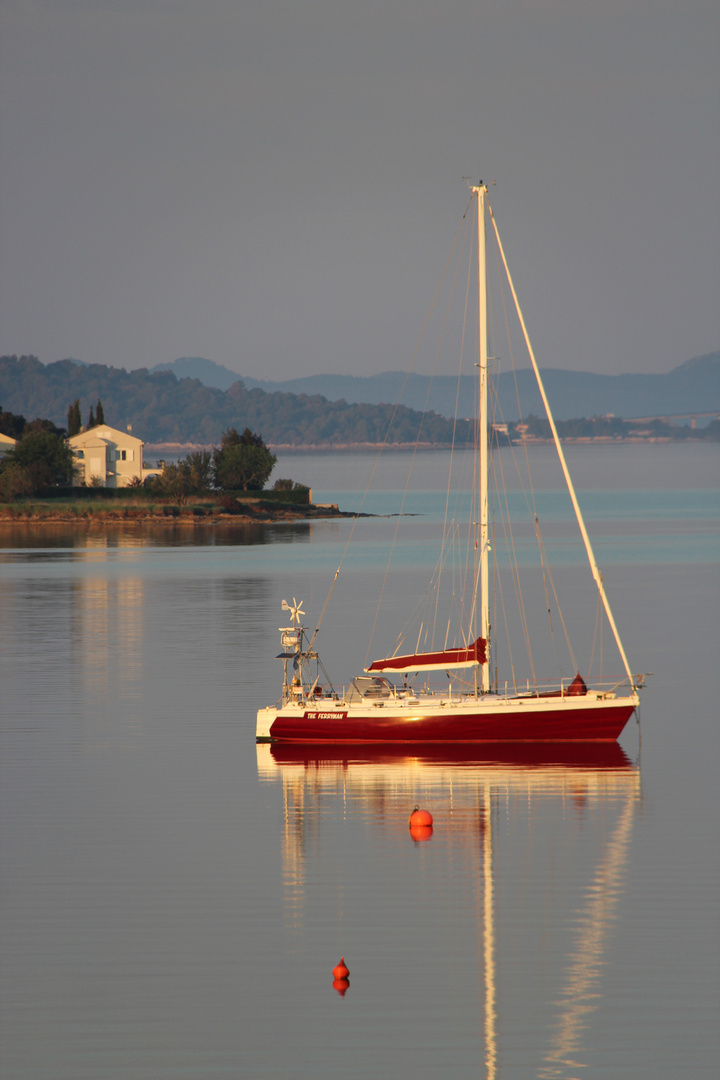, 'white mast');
474,183,491,693
470,184,492,691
